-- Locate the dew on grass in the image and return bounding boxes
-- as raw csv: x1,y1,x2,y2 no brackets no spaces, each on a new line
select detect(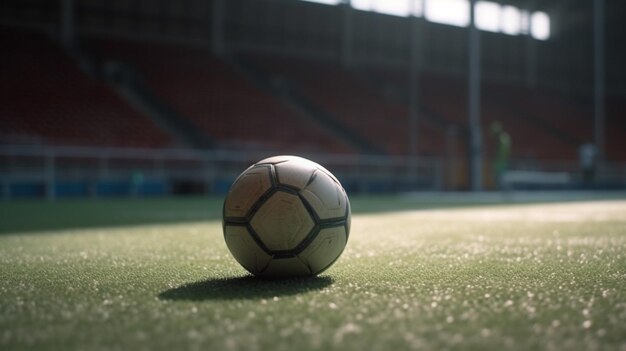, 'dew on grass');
333,322,361,344
3,199,626,350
